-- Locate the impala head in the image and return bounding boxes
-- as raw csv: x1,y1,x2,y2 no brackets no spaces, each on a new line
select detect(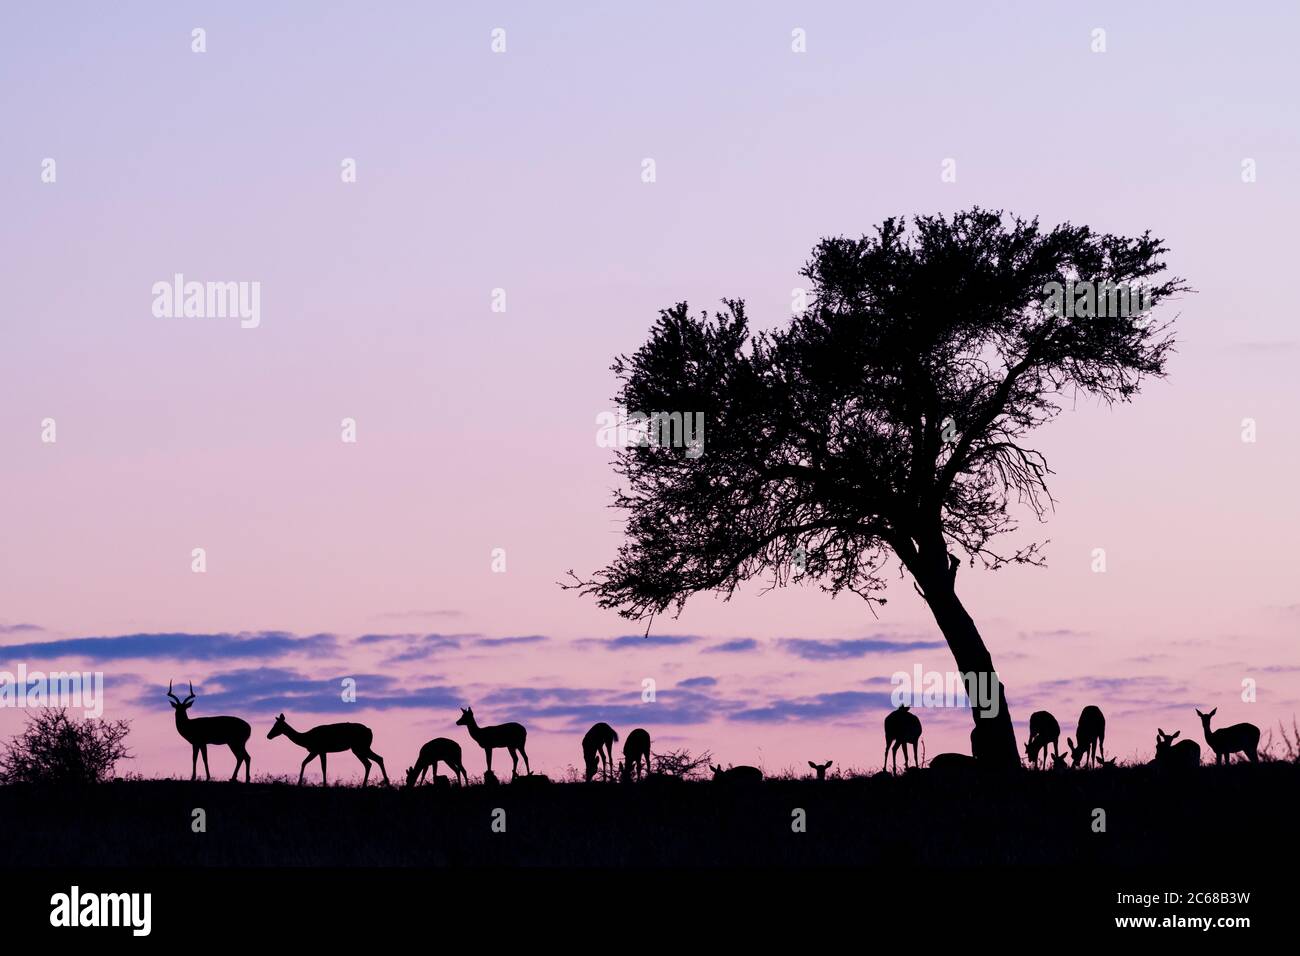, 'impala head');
808,760,832,778
710,764,724,778
1051,752,1068,770
166,679,196,712
1066,736,1088,766
268,713,288,740
1156,728,1179,750
456,707,473,727
1196,707,1216,724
